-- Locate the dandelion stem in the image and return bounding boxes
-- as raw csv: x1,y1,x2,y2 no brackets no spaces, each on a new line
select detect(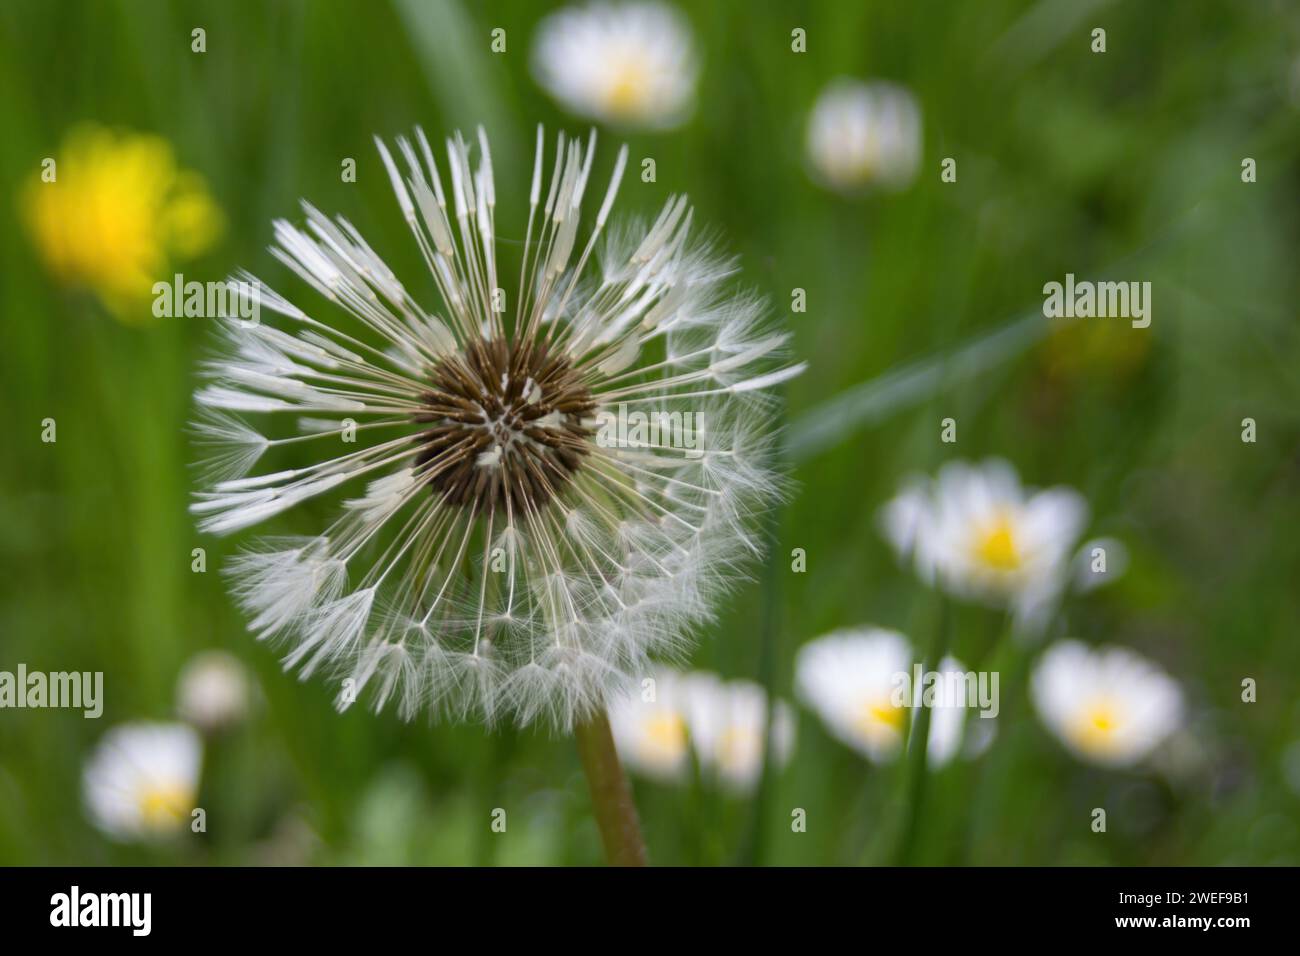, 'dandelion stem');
739,391,789,866
574,708,648,866
894,594,951,865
